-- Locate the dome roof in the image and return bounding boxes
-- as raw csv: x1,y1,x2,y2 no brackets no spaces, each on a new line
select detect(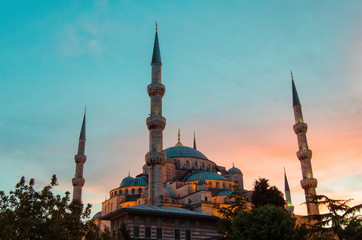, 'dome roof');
120,176,148,188
186,172,227,182
214,190,232,196
197,179,207,185
227,167,242,174
164,146,208,160
121,176,133,183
